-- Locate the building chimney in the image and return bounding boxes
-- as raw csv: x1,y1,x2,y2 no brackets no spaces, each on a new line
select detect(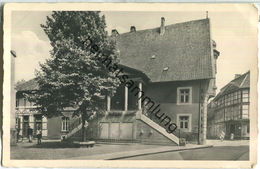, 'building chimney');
130,26,136,32
235,74,241,79
160,17,165,35
111,29,119,37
